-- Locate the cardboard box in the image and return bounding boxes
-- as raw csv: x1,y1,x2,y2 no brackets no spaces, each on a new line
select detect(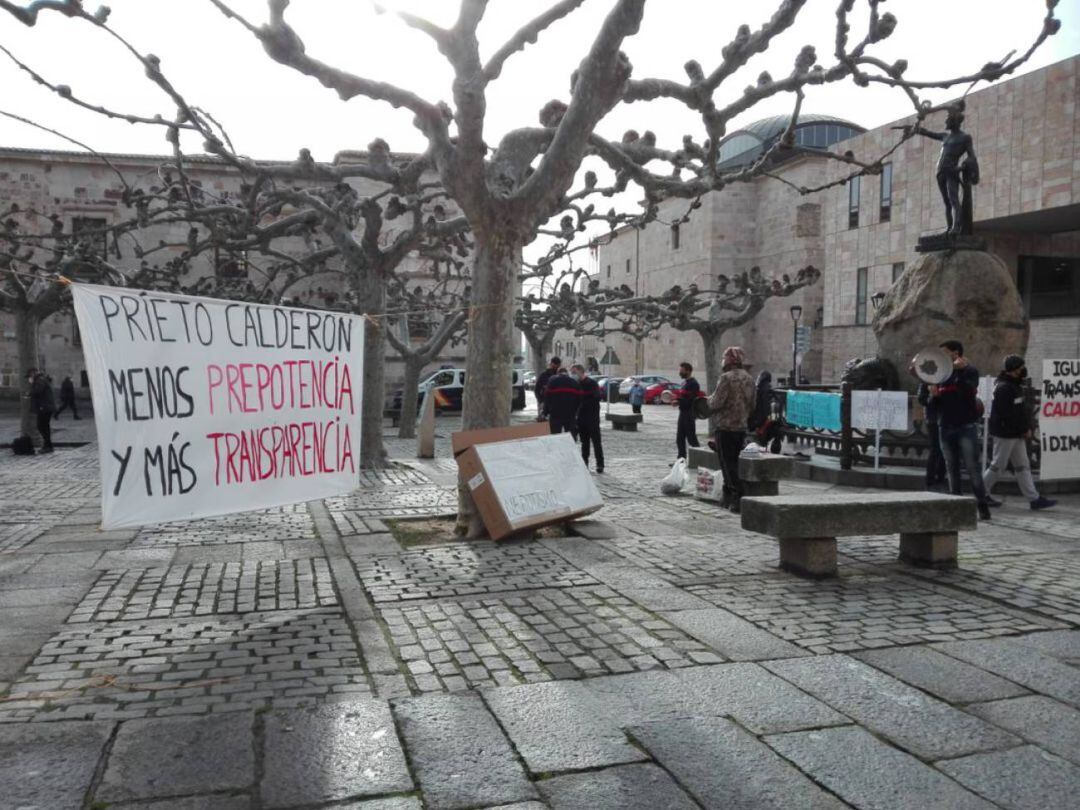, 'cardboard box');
454,426,603,540
451,421,551,457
